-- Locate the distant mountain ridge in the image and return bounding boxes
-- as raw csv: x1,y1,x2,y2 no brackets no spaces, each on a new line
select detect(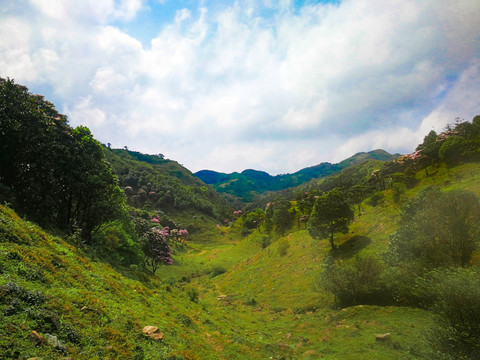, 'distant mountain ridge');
195,149,400,201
